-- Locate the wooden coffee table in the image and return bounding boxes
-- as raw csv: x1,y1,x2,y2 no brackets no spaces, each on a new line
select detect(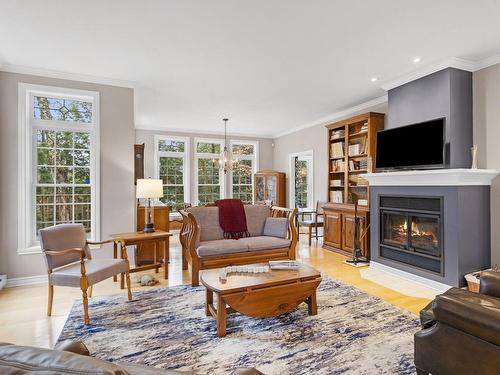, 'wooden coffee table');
200,263,321,337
